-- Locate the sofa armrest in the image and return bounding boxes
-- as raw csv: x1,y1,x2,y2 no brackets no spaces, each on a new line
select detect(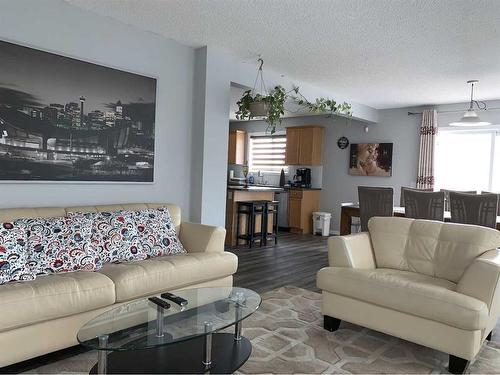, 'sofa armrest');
457,249,500,312
178,222,226,253
328,232,376,268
